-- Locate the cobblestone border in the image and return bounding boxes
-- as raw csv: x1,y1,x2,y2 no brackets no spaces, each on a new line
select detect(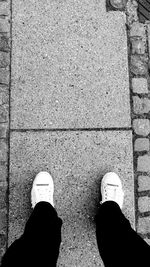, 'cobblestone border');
108,0,150,245
0,0,11,263
125,0,150,245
